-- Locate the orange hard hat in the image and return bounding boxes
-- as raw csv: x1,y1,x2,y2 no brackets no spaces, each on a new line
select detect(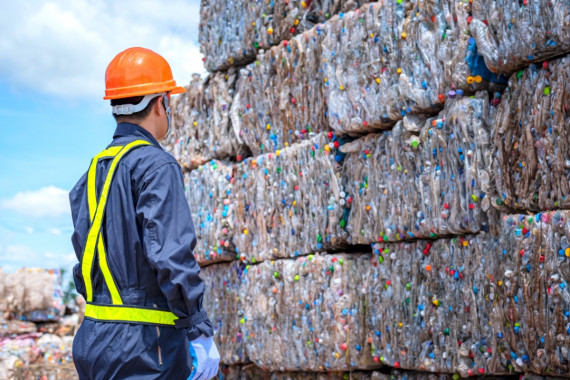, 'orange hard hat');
104,47,186,100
